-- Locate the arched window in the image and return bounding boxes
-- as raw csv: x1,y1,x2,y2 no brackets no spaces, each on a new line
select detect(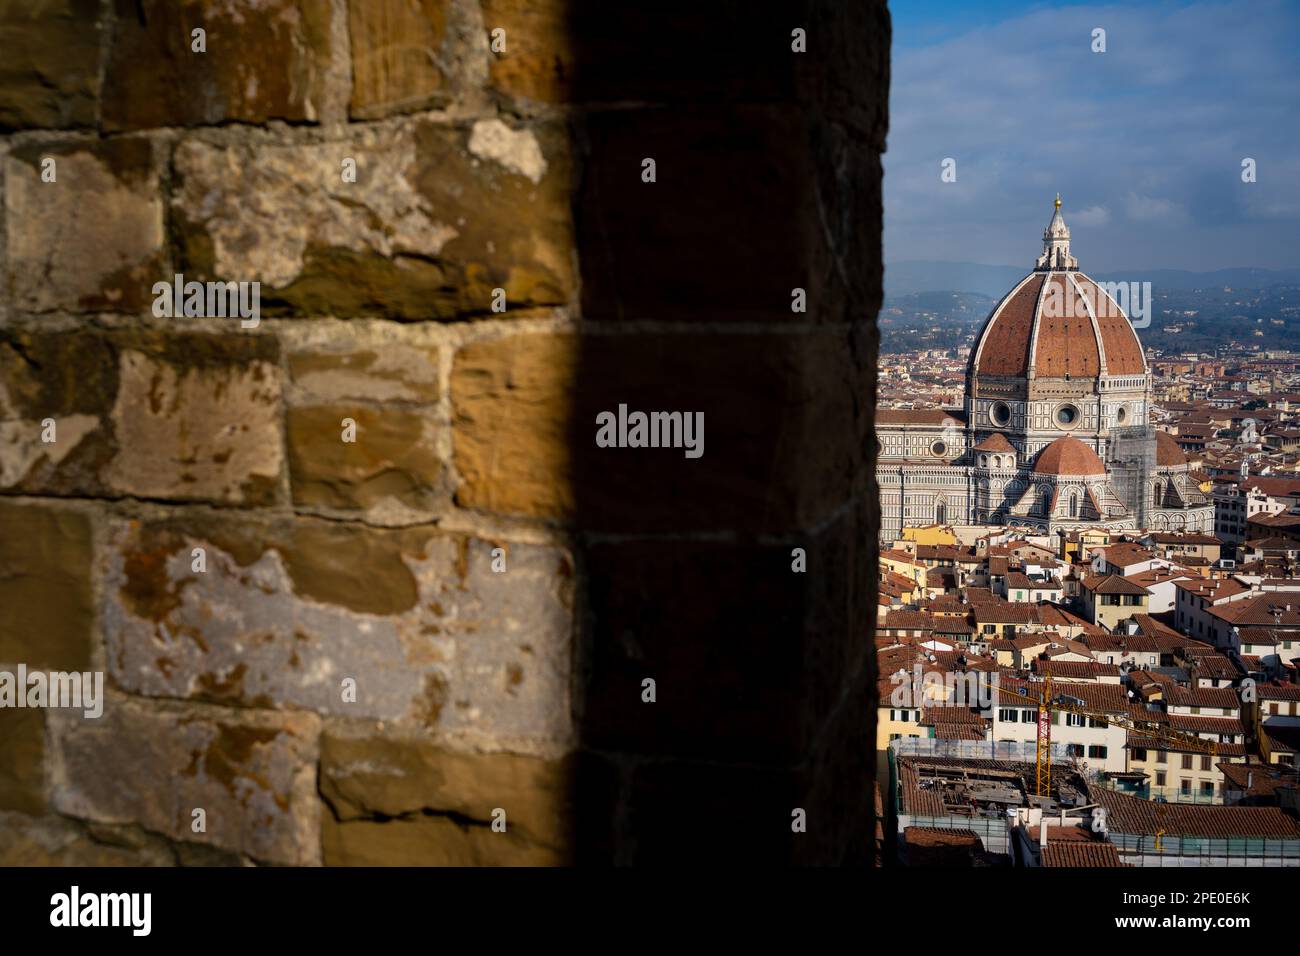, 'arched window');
935,501,946,524
1069,493,1078,518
